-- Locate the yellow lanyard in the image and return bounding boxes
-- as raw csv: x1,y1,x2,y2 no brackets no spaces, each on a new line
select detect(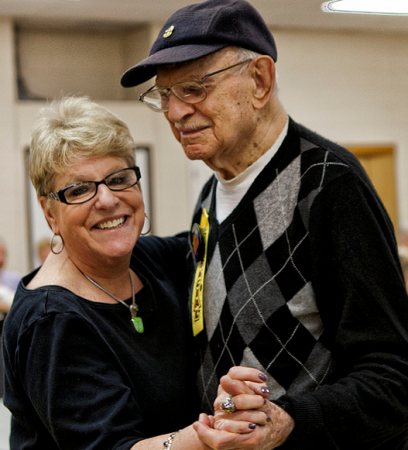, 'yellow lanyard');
191,208,210,336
